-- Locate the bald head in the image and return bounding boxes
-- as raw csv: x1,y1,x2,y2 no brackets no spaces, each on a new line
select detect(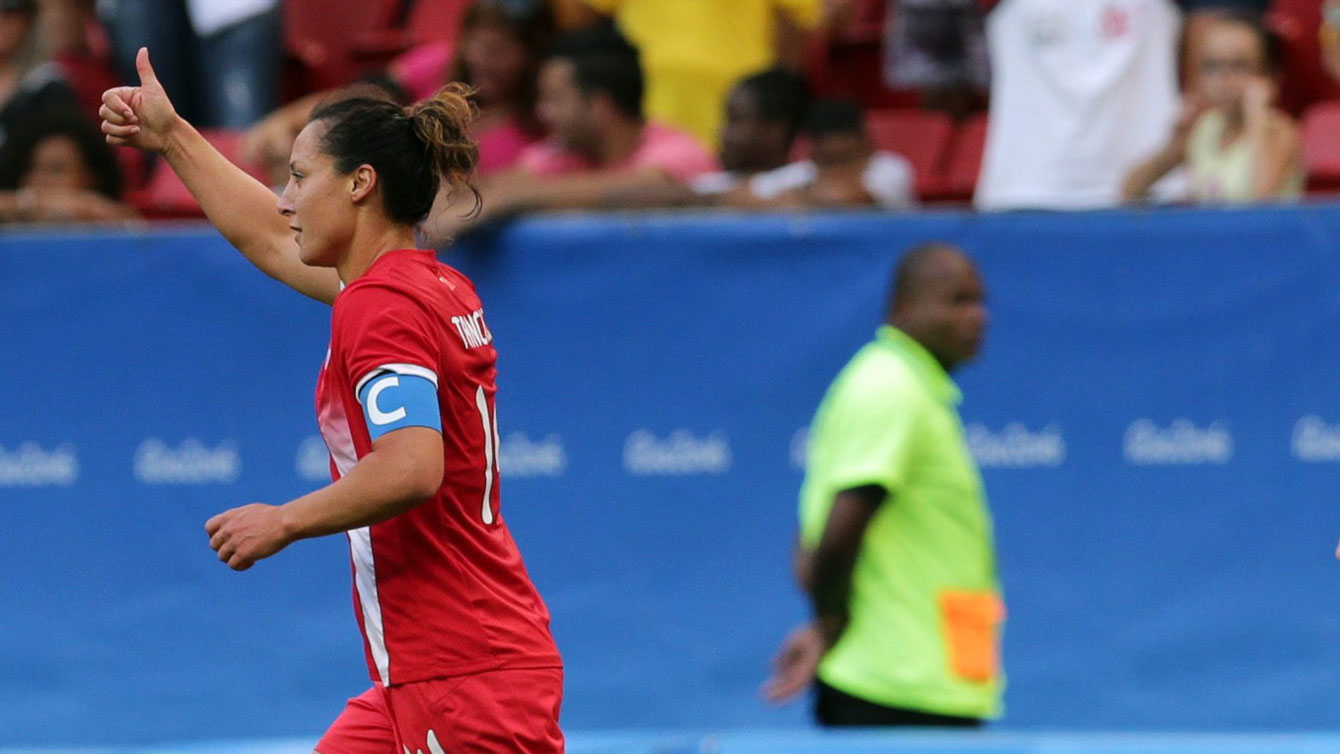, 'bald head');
887,243,988,372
